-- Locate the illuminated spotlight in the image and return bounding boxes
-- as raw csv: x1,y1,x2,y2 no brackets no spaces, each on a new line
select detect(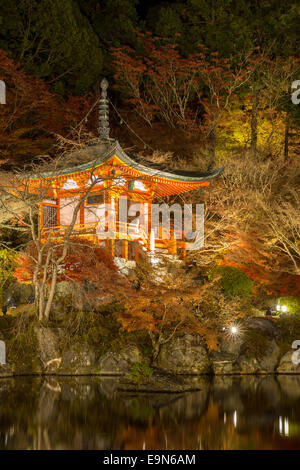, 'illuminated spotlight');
281,305,288,313
284,417,289,437
233,410,238,428
279,416,283,434
276,304,281,312
223,321,245,341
